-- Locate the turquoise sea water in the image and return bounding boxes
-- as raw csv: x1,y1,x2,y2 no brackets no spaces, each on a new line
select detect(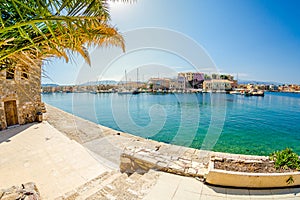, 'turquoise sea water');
42,92,300,156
